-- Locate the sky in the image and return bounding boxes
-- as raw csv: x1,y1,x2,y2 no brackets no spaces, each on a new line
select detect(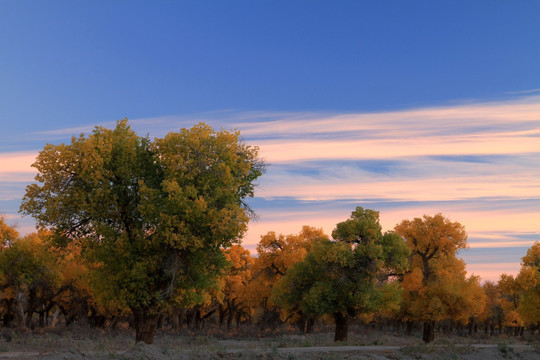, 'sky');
1,1,539,282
